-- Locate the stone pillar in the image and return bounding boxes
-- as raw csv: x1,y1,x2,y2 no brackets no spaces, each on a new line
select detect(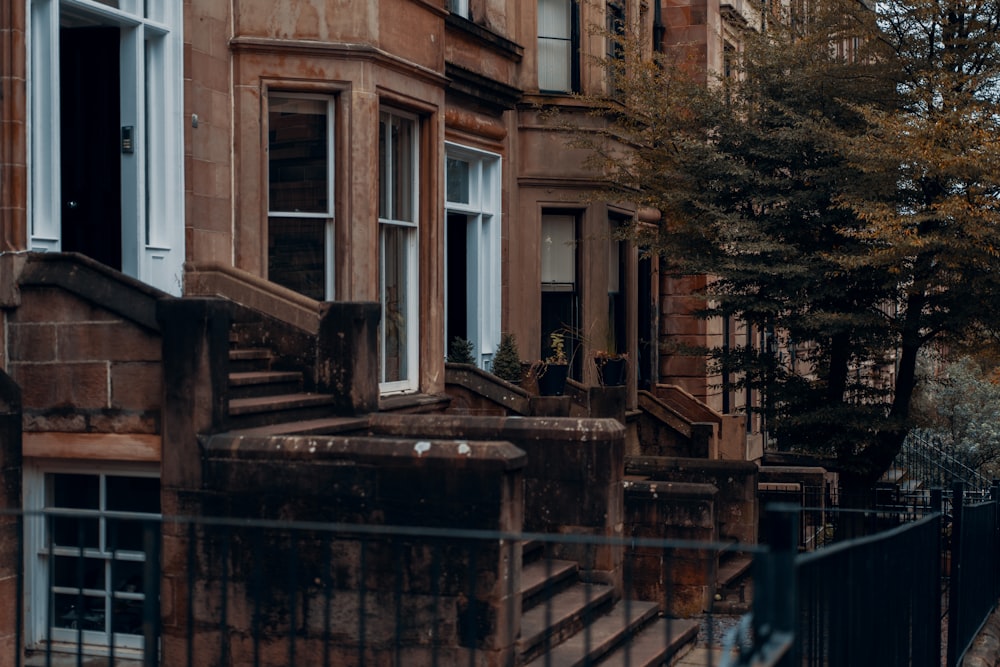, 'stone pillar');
157,297,231,491
315,301,379,414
